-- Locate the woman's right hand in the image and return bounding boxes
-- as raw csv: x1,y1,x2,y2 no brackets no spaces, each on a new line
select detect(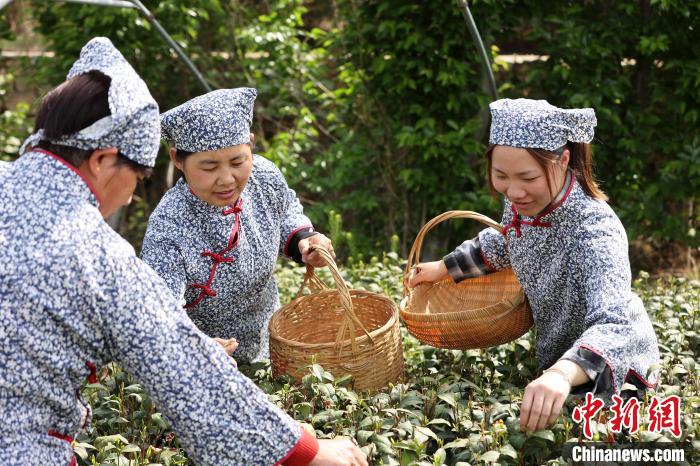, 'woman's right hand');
408,260,449,288
309,438,368,466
